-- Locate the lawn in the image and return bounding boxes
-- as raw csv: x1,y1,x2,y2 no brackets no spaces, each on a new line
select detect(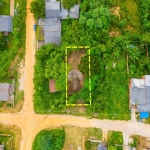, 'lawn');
0,0,10,15
0,123,21,150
